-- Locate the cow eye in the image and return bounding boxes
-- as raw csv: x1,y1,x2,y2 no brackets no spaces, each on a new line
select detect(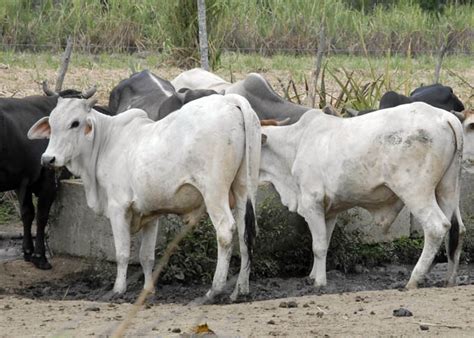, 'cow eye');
468,123,474,131
70,121,80,129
